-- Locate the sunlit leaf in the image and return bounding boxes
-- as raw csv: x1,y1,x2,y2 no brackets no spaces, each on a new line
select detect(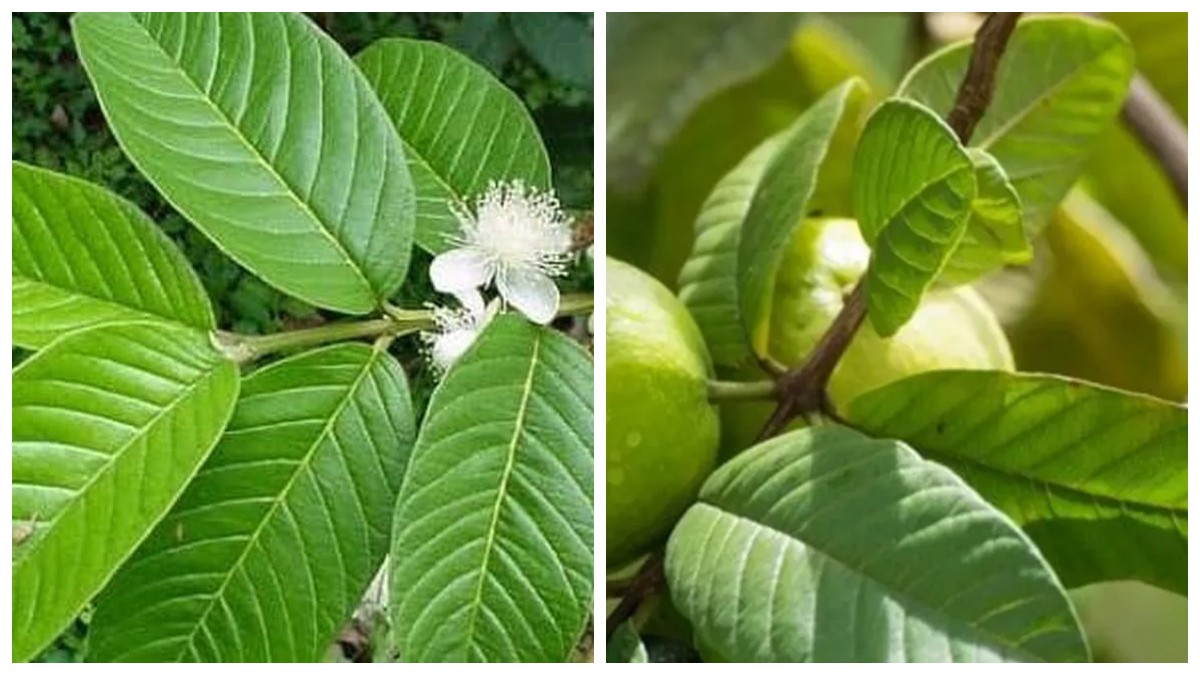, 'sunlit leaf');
13,322,239,662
